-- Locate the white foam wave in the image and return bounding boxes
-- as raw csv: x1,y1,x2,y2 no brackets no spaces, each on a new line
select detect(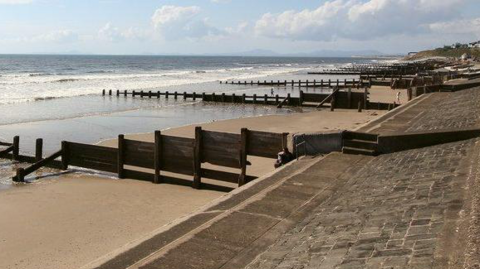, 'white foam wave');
0,65,311,105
